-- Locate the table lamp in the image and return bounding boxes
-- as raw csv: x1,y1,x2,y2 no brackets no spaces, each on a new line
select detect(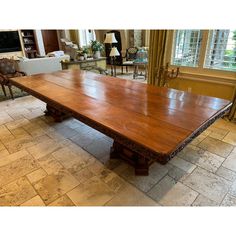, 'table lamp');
109,46,120,77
